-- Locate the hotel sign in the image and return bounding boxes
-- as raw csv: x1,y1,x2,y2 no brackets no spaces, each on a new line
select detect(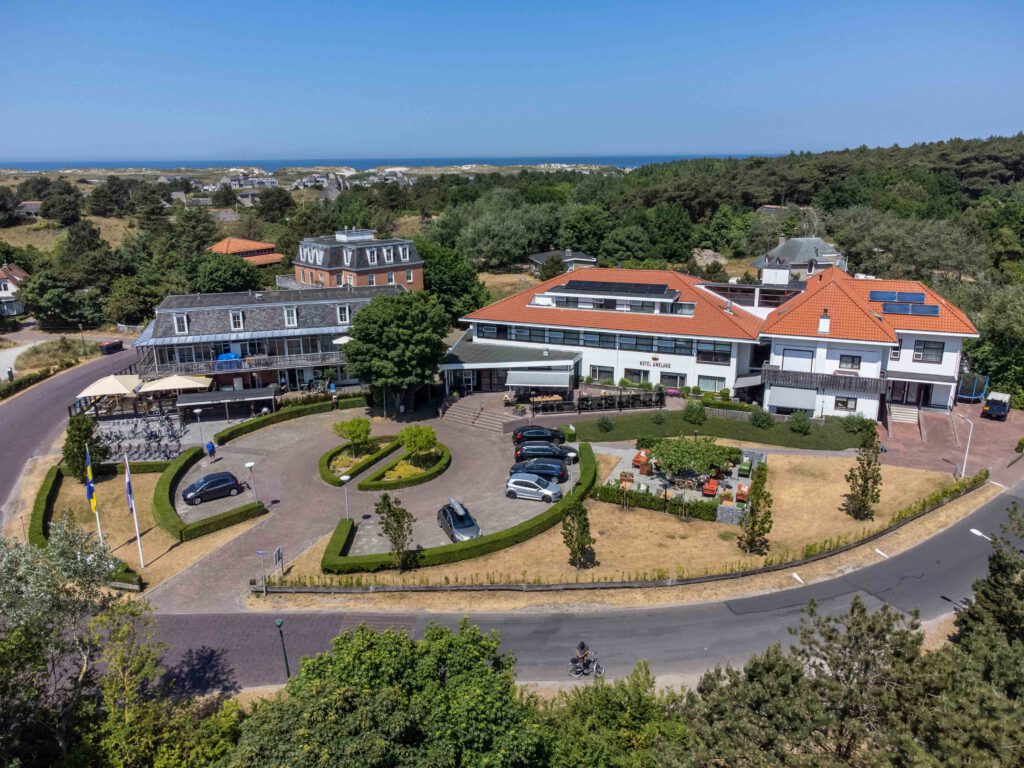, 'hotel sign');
639,356,671,369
